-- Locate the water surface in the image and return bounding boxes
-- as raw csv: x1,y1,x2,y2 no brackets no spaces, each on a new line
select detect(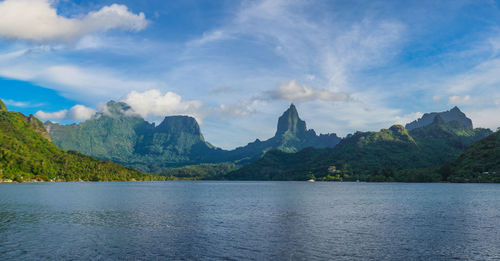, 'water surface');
0,182,499,260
